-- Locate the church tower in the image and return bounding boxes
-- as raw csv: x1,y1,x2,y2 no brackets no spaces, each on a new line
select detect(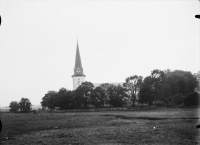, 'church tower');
72,41,86,90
